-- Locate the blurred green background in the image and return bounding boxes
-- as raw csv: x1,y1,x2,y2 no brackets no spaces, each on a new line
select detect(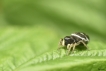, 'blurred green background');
1,0,106,37
0,0,106,71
